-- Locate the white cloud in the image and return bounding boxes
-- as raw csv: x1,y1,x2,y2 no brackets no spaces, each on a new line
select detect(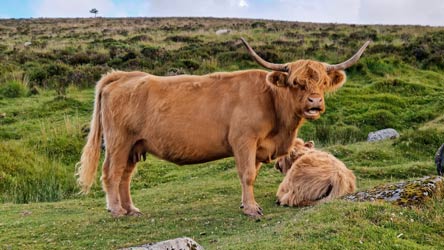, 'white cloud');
256,0,360,24
239,0,249,8
358,0,444,26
